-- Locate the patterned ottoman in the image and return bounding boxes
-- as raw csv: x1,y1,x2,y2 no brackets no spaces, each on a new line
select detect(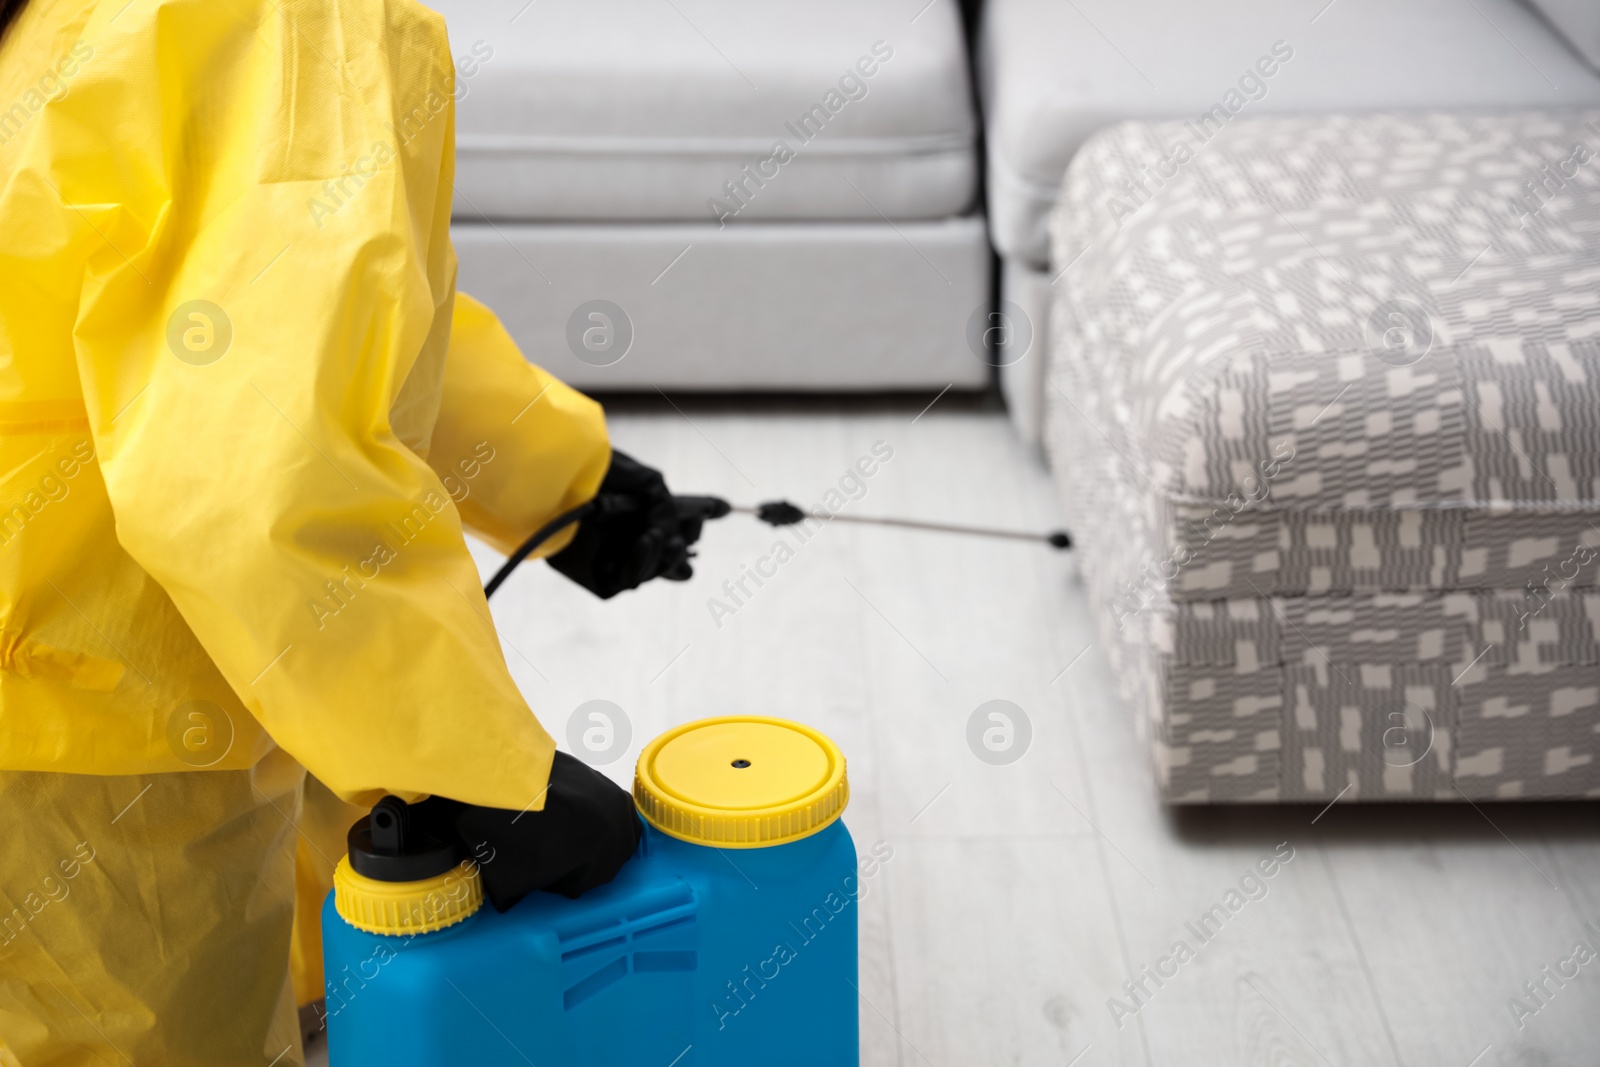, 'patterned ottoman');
1046,111,1600,801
